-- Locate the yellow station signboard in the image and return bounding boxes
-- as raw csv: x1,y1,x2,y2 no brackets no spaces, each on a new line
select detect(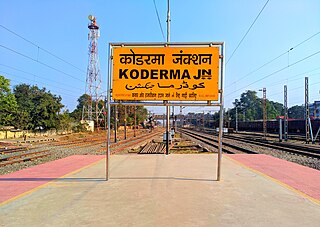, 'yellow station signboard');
112,46,220,101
